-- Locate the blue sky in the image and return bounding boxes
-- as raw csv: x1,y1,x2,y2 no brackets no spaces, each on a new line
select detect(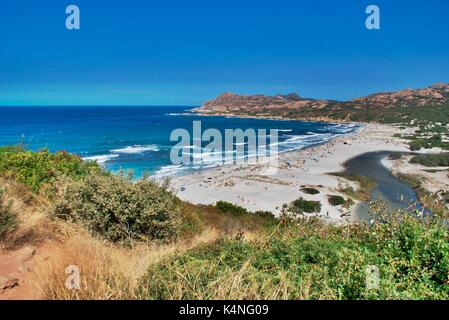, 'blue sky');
0,0,448,106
